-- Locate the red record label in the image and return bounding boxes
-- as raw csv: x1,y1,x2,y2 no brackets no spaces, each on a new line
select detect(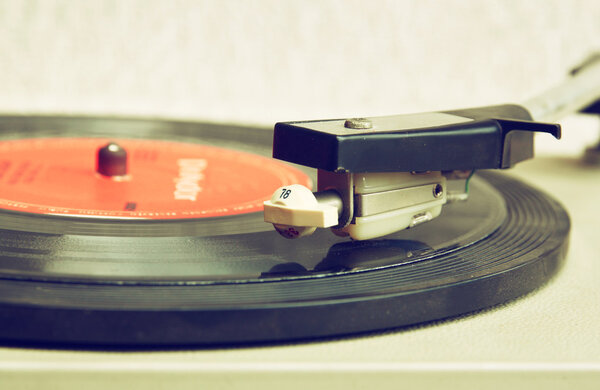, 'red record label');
0,138,311,219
